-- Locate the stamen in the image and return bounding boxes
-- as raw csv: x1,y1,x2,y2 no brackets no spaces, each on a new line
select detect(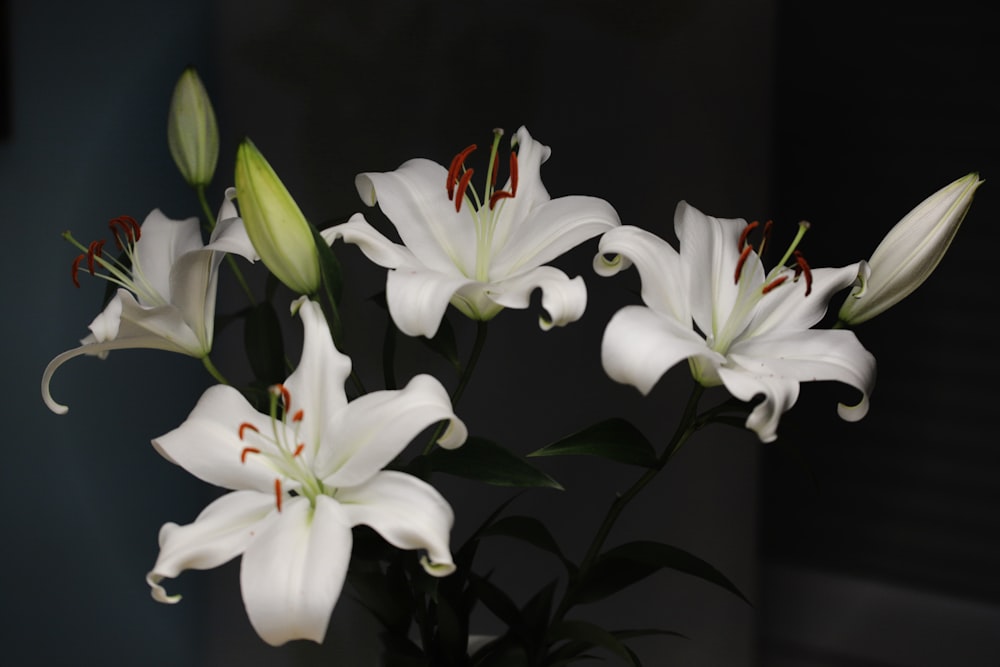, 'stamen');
490,151,500,189
446,144,477,200
454,168,475,213
488,189,514,209
86,240,105,274
108,215,140,250
239,422,260,440
488,152,520,209
738,221,760,251
293,443,305,457
509,151,518,196
274,479,283,512
291,409,304,423
761,275,789,294
734,245,754,284
270,384,292,411
71,254,85,288
794,251,813,296
240,447,261,463
758,220,774,256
